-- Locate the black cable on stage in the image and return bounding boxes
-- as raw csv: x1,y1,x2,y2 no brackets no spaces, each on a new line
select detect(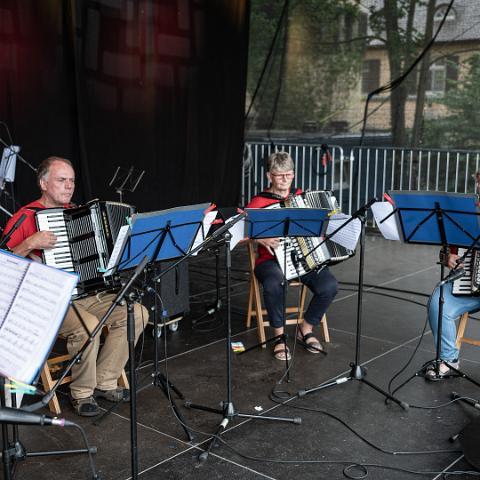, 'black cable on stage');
210,433,480,479
386,310,429,397
274,398,462,455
